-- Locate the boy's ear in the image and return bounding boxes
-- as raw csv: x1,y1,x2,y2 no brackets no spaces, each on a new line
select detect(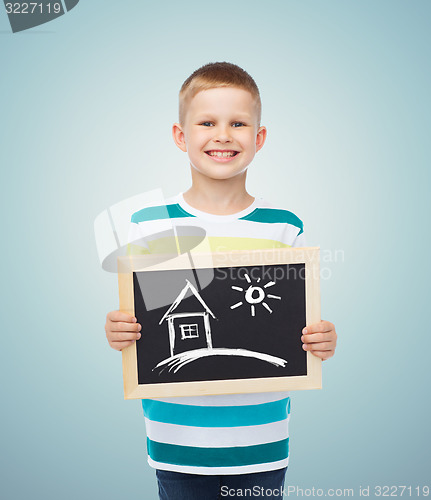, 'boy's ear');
172,123,187,152
255,126,267,153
